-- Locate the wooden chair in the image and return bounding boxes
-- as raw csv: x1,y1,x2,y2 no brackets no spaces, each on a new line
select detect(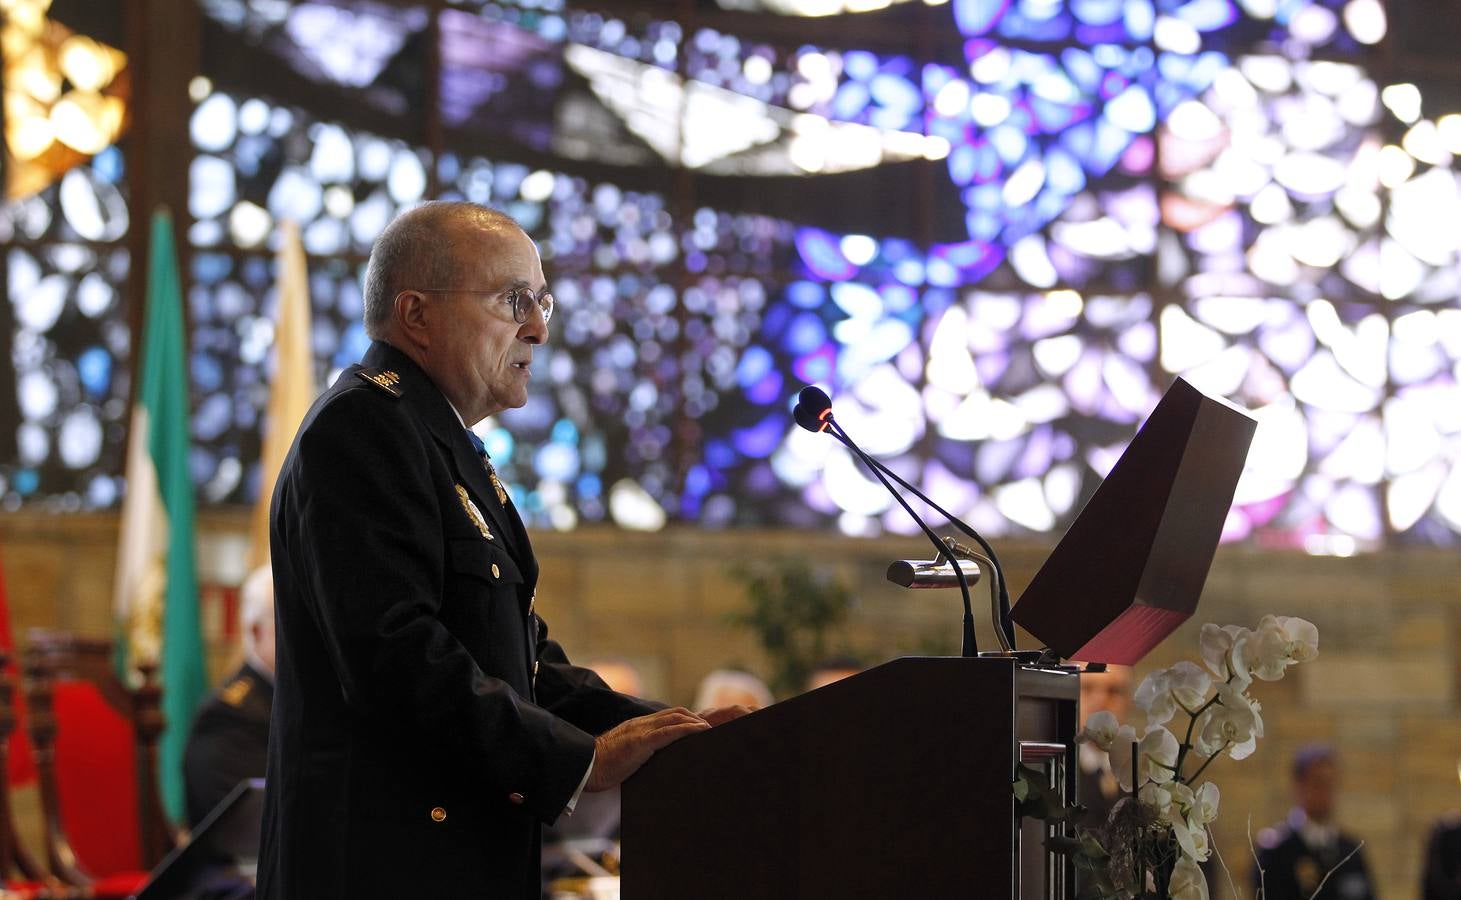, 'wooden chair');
23,630,173,899
0,648,64,900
